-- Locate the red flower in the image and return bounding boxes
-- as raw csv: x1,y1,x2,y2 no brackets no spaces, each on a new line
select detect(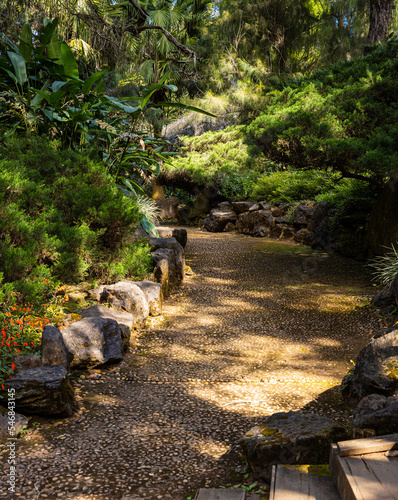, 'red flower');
11,363,15,370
